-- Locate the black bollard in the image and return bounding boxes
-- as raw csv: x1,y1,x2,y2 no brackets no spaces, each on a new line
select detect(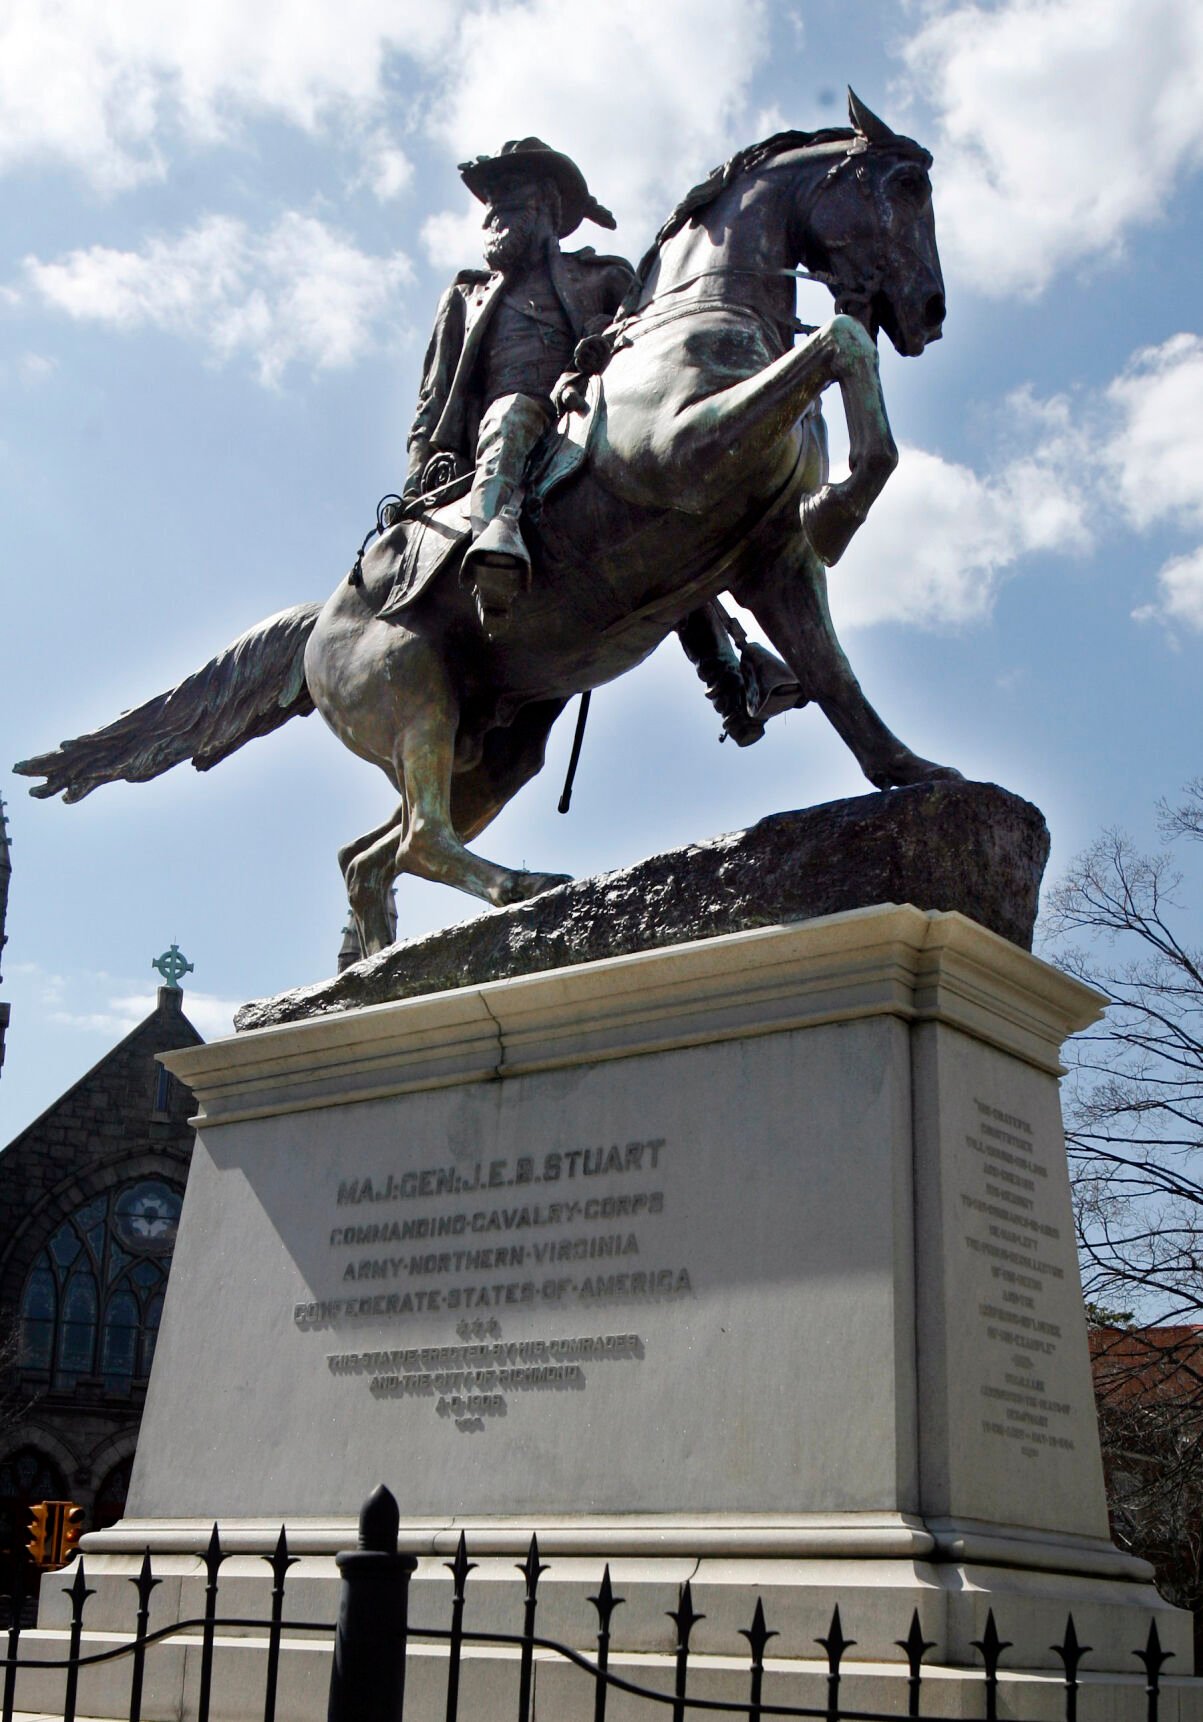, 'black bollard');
327,1485,418,1722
